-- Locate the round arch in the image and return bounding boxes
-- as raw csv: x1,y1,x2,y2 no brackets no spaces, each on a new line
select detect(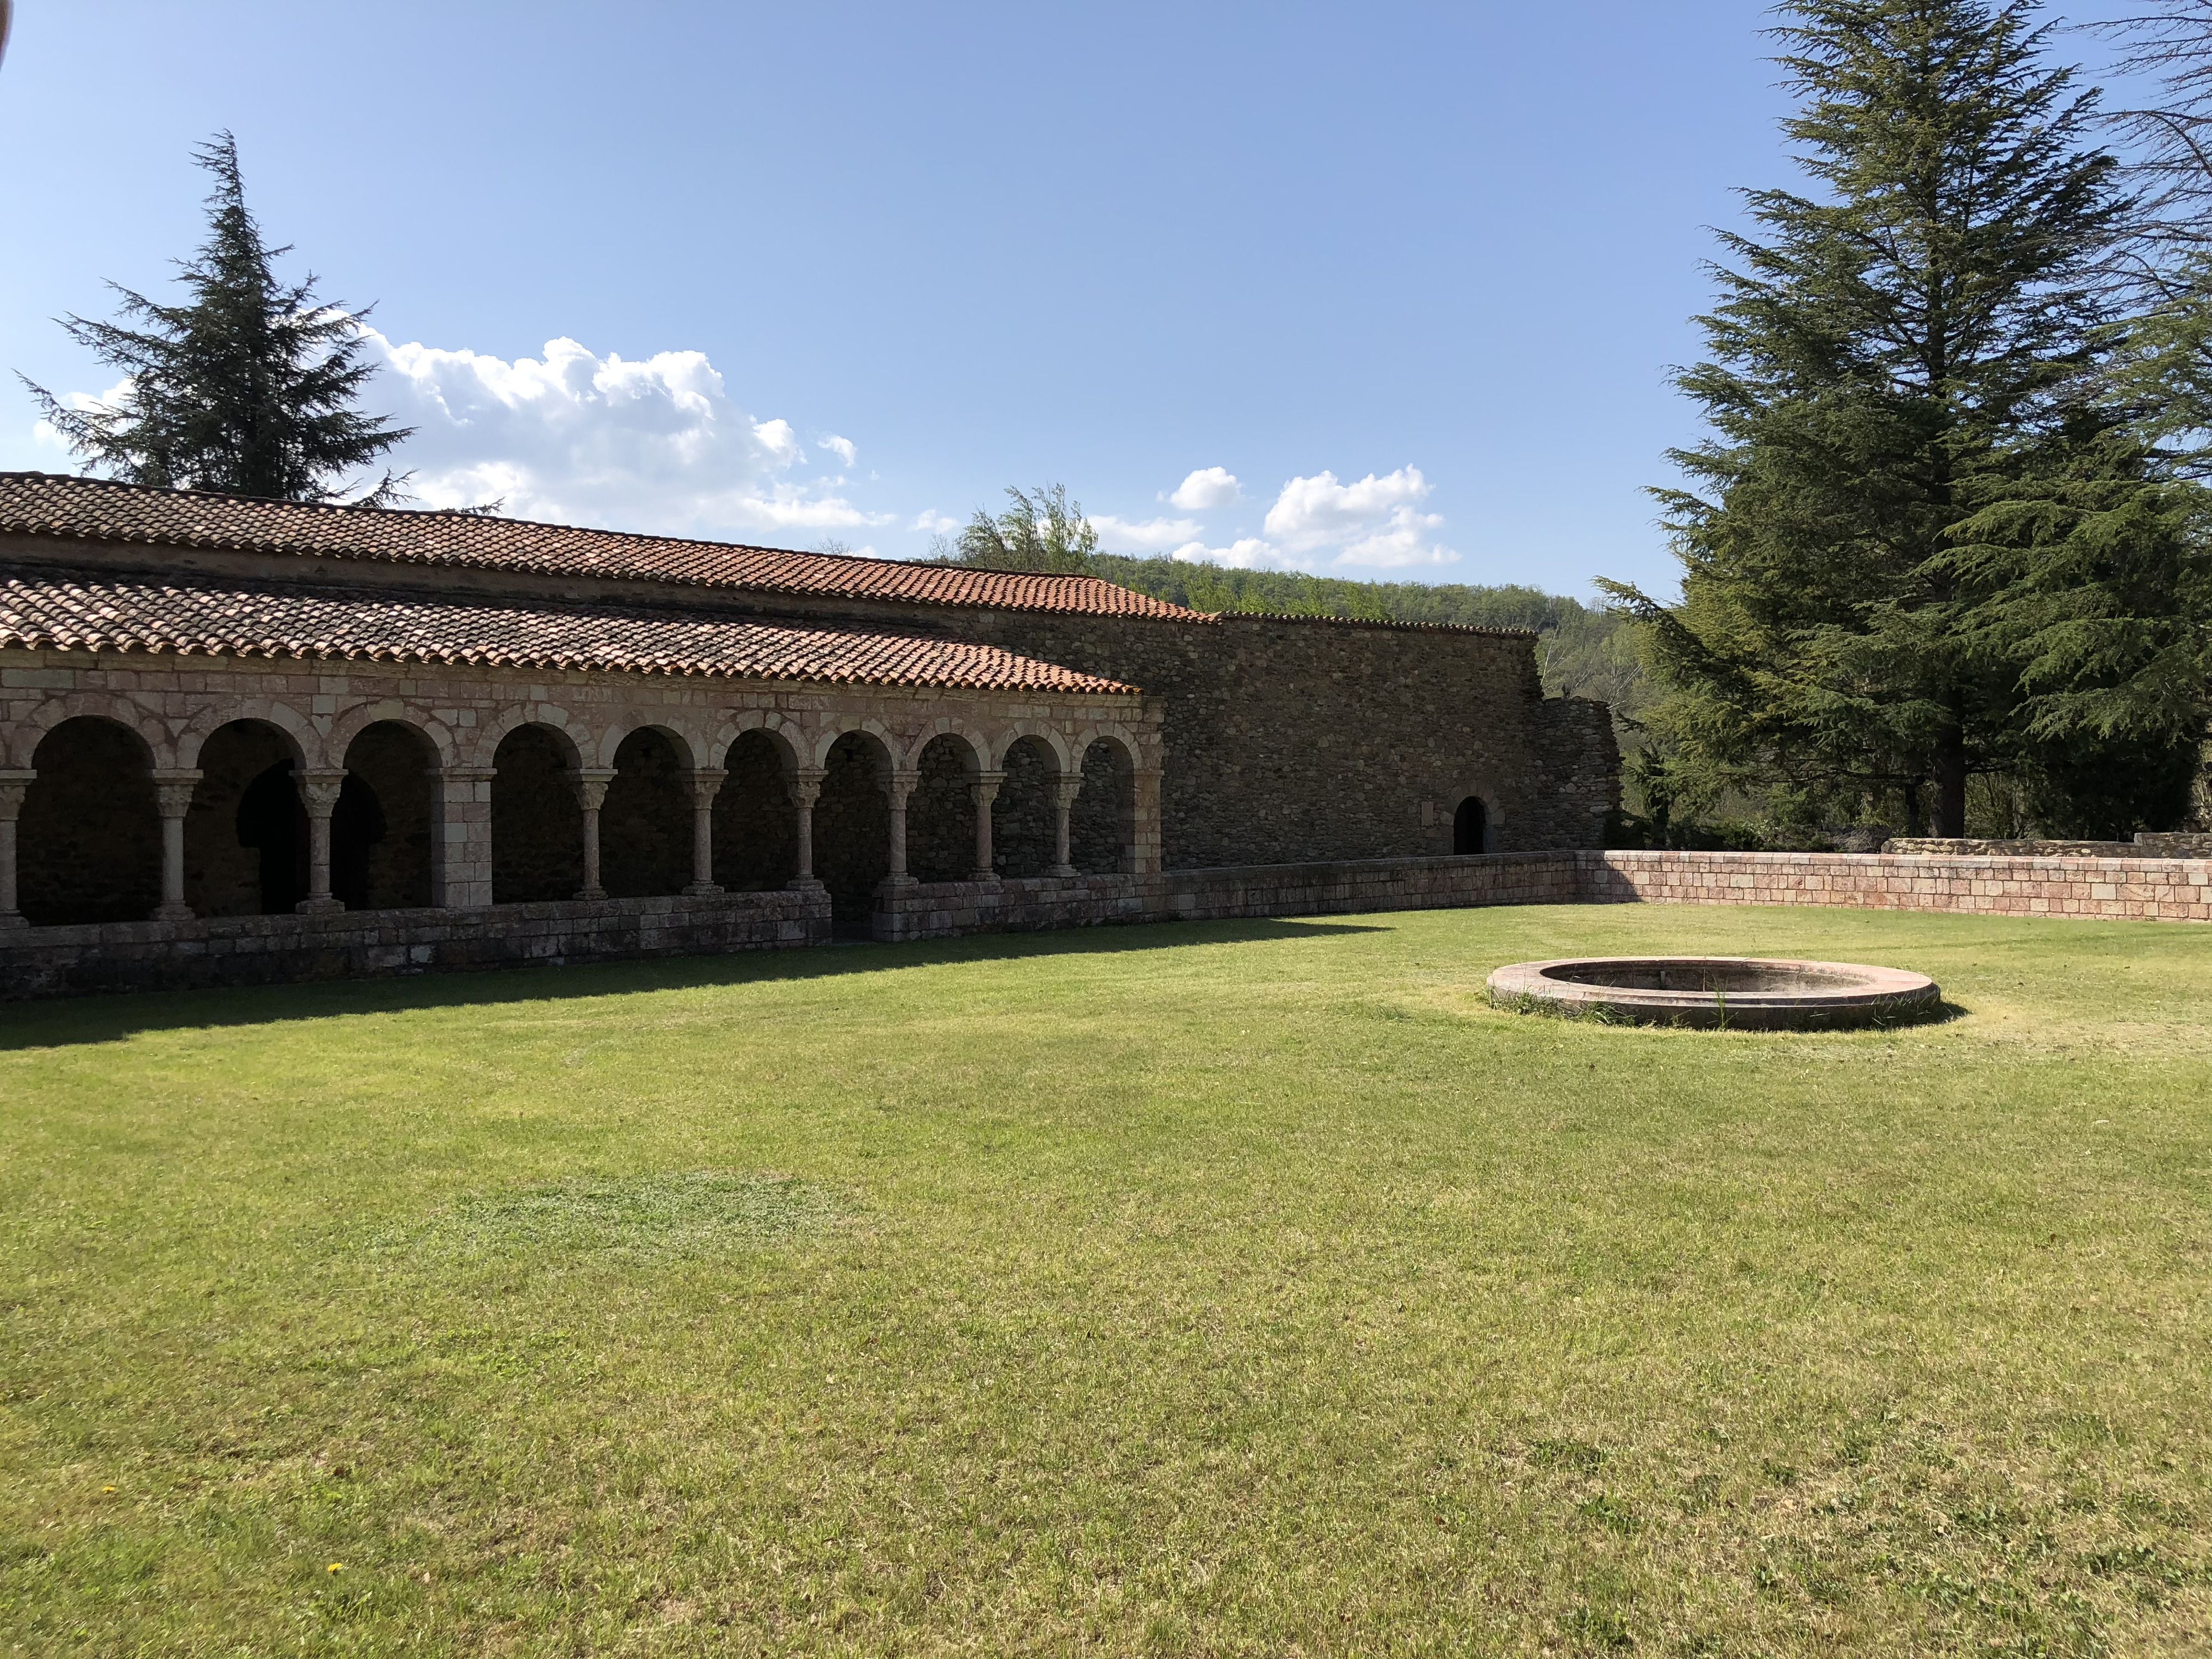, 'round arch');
18,715,161,925
176,700,315,771
8,693,173,771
